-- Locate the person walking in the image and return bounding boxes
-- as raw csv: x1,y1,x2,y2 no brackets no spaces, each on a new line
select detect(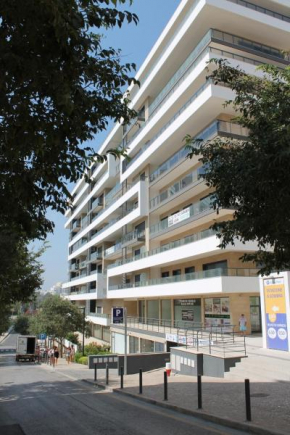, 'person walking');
70,345,75,363
66,346,71,364
49,347,55,367
239,314,247,336
54,347,59,365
